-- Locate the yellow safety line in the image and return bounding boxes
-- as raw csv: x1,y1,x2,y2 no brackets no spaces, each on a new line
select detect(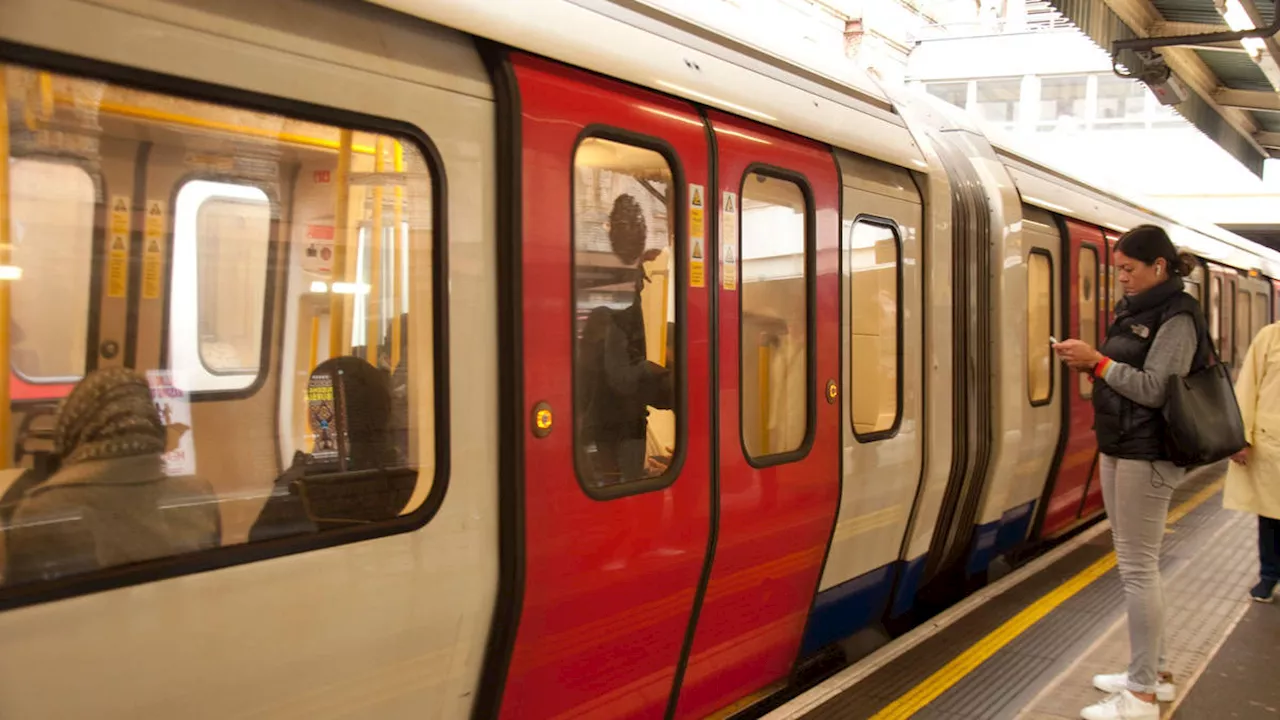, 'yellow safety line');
870,477,1224,720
